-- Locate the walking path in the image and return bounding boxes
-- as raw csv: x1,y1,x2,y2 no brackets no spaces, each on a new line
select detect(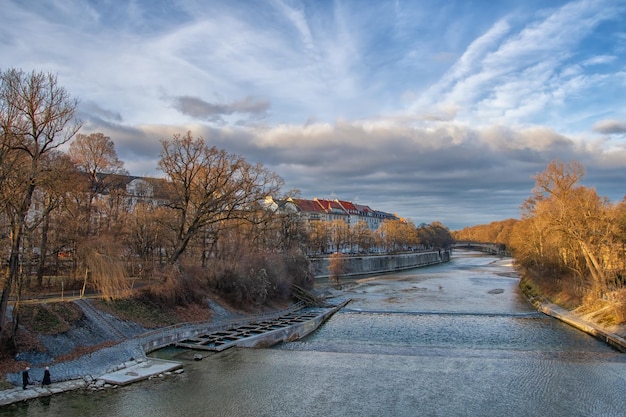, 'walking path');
0,358,183,406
